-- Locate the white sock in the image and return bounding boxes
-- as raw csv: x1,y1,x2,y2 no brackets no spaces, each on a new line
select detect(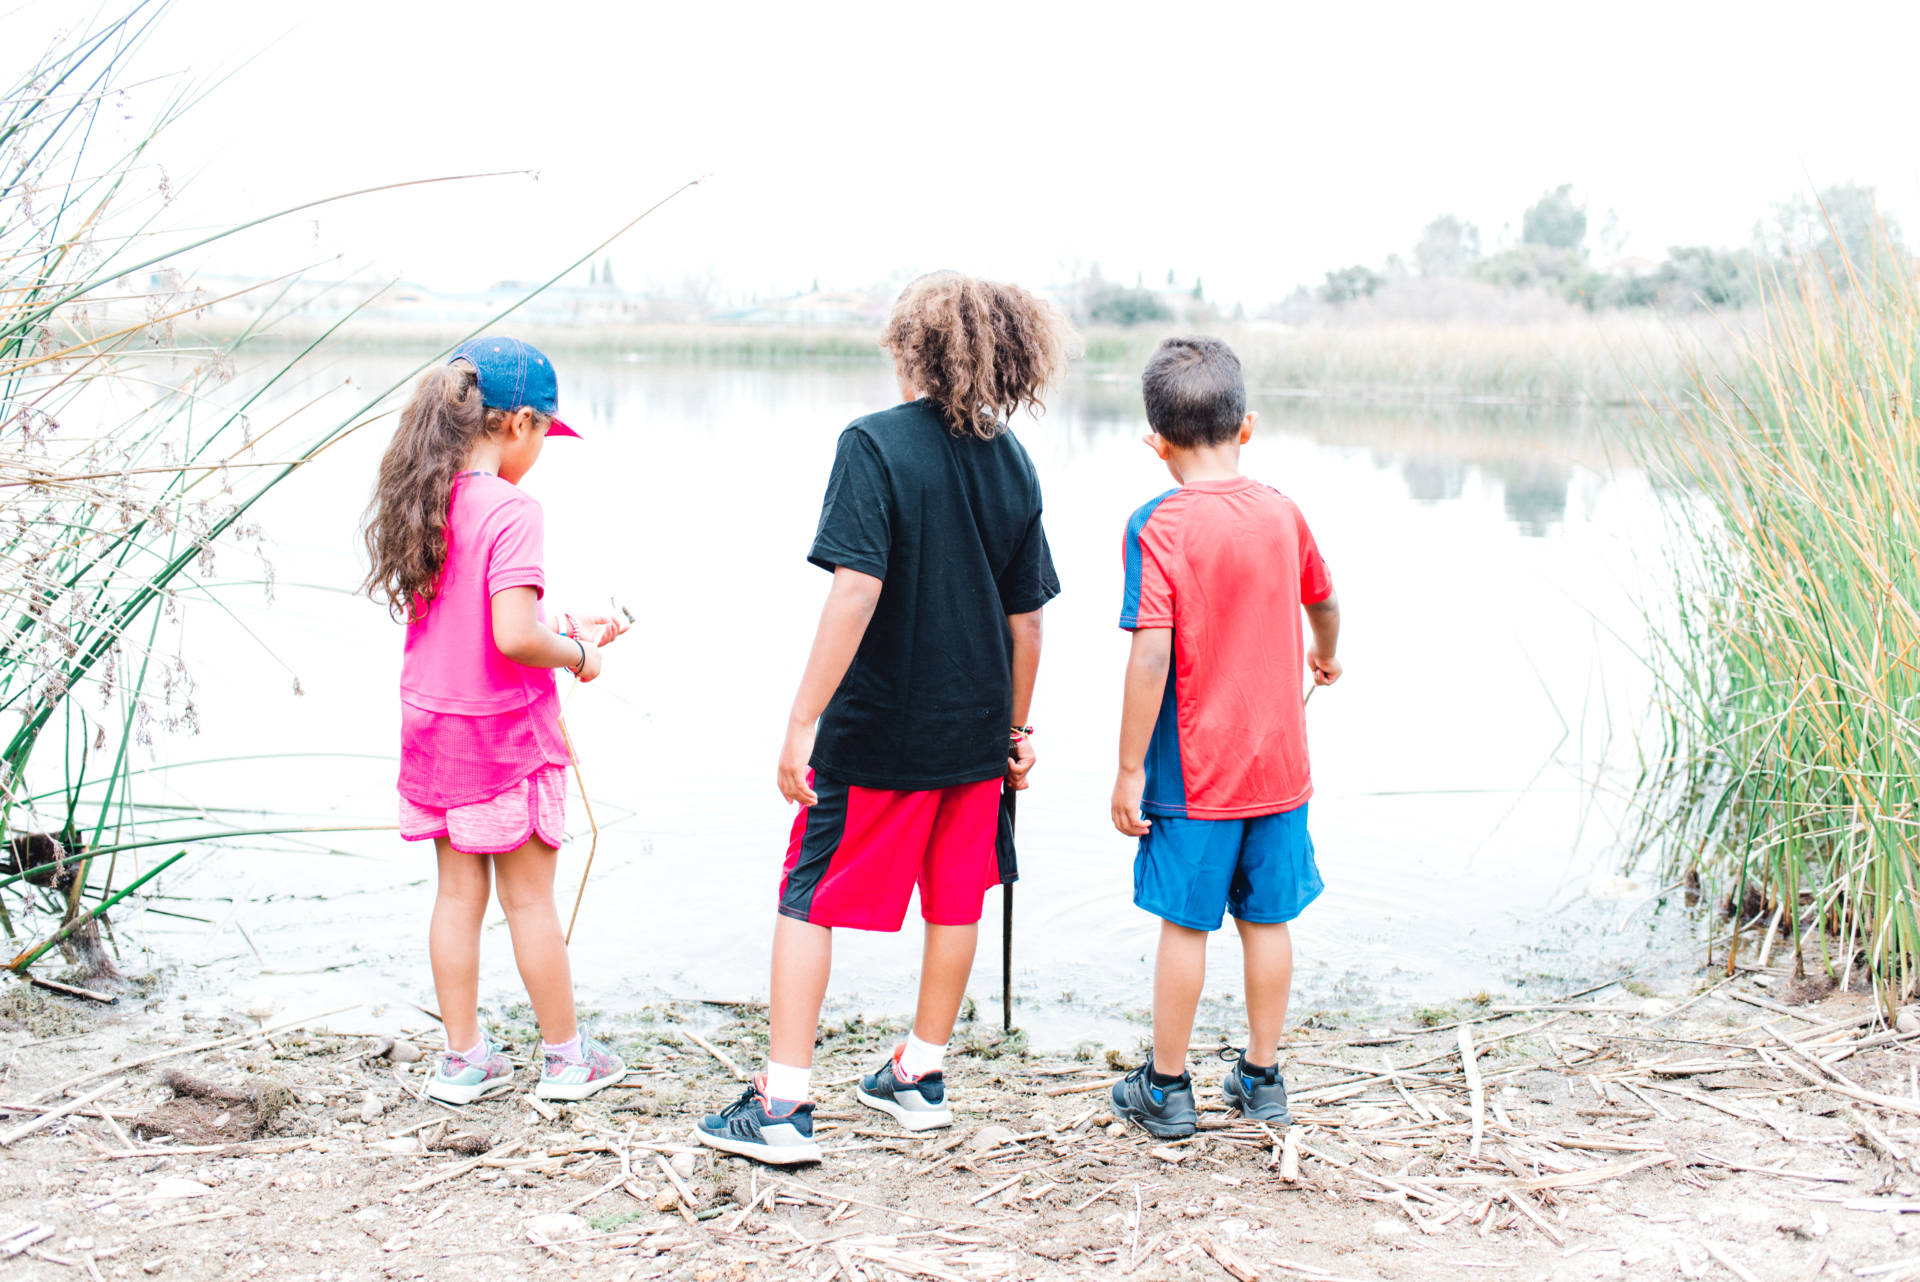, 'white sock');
899,1032,946,1080
764,1060,811,1104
